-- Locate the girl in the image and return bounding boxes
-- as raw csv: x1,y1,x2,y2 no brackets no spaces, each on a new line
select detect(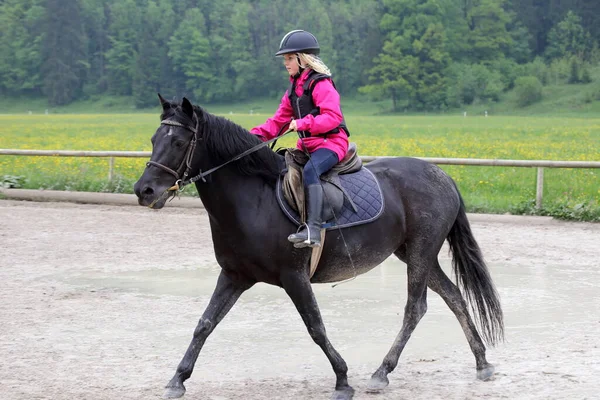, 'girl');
251,29,350,248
